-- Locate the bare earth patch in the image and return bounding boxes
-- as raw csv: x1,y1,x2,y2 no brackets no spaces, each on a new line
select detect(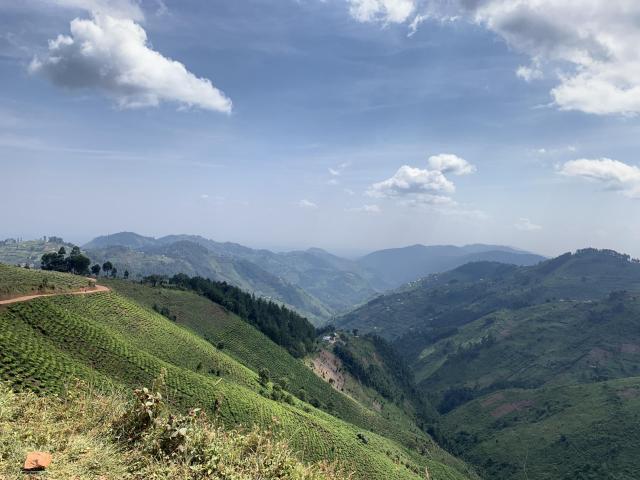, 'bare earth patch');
310,350,345,391
618,388,640,400
491,400,534,418
620,343,640,354
481,393,505,408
